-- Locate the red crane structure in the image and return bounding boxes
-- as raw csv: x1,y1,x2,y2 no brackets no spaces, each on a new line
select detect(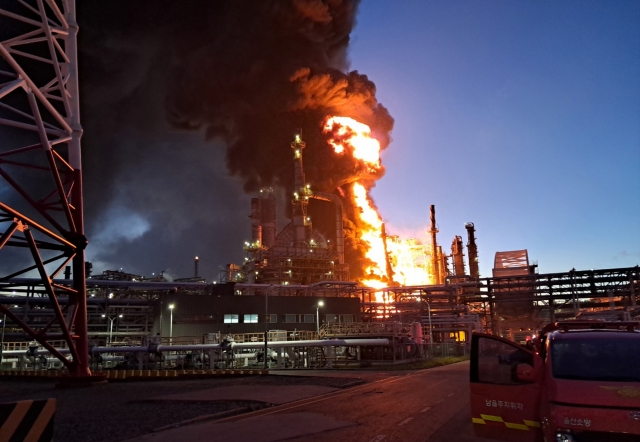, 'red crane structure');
0,0,91,377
